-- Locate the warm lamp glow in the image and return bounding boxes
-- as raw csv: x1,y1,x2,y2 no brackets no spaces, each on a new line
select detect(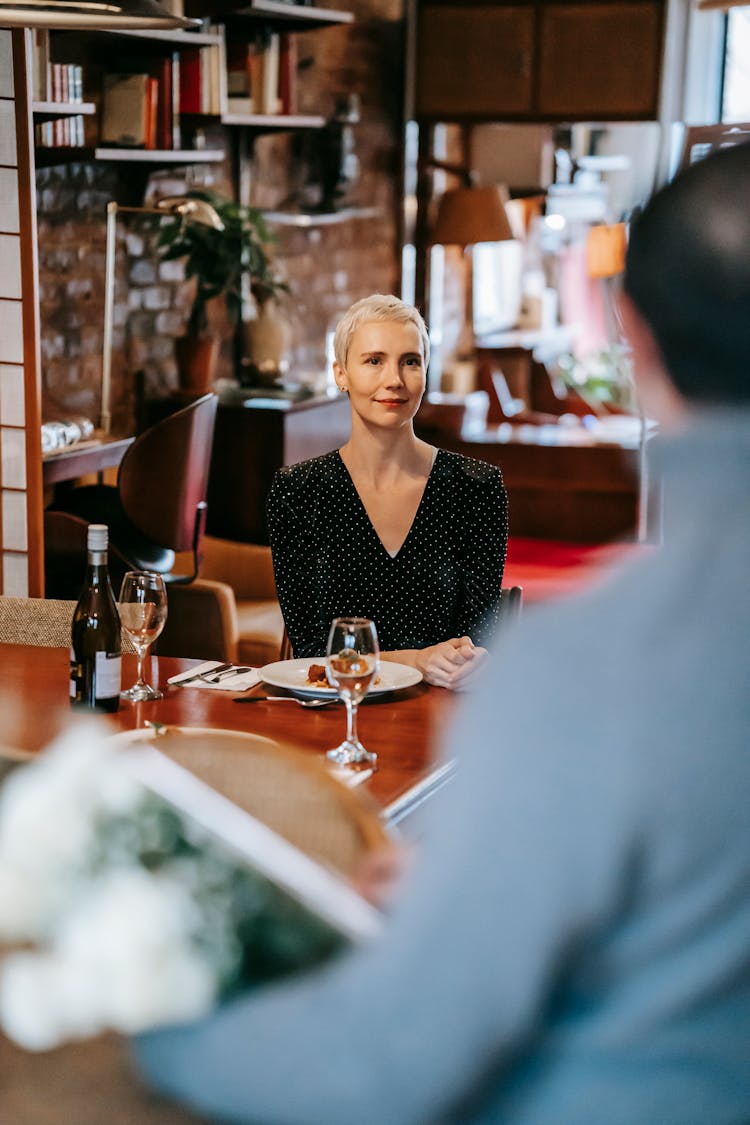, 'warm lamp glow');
431,185,515,247
586,223,627,279
0,0,197,29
